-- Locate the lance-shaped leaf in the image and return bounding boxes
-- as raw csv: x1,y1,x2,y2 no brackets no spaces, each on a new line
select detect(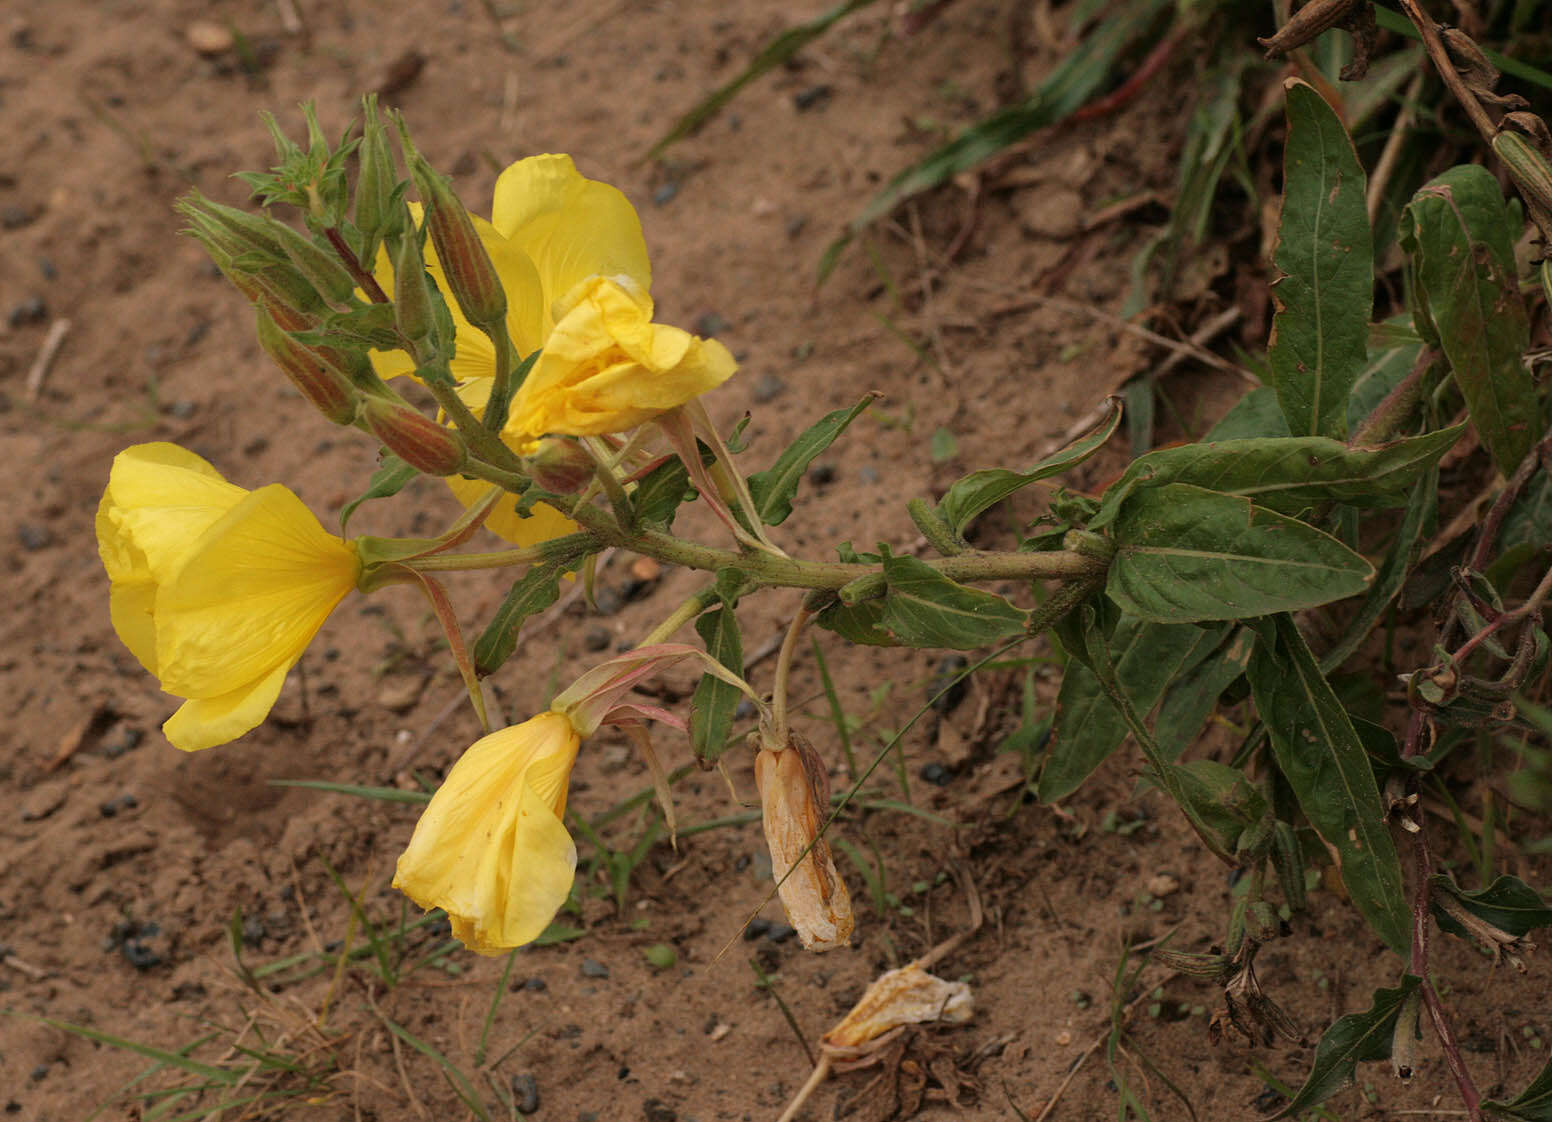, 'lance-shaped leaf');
340,455,418,533
690,602,745,764
1153,627,1255,760
1431,873,1552,941
632,456,694,530
1091,426,1461,525
936,396,1122,534
1247,615,1409,955
748,394,877,526
876,554,1028,649
815,596,896,647
1485,1055,1552,1121
1401,164,1537,474
1039,618,1226,802
1106,484,1374,623
473,556,575,676
1267,976,1421,1120
1267,79,1372,438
